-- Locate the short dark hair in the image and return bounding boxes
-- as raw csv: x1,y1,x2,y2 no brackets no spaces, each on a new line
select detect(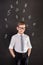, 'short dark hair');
17,21,26,27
